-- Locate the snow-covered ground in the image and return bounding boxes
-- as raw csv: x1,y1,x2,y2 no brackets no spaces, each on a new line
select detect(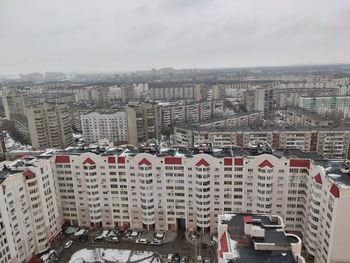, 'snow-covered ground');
69,248,159,263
